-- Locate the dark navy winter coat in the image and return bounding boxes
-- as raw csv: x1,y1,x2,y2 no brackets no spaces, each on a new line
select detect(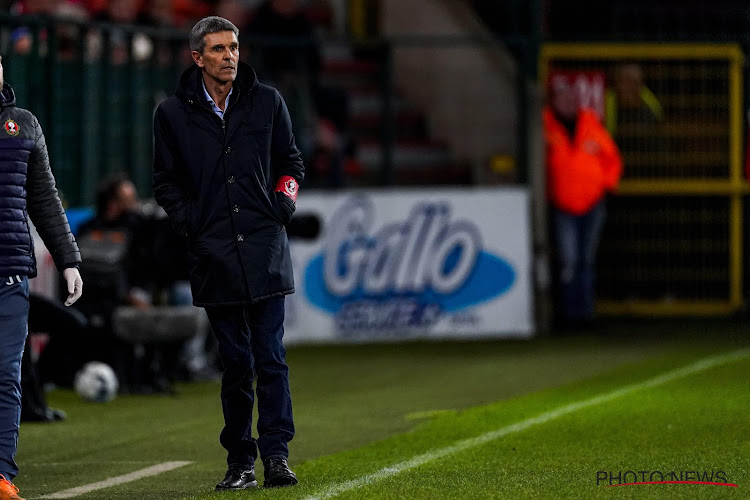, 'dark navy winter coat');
152,62,304,306
0,83,80,278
